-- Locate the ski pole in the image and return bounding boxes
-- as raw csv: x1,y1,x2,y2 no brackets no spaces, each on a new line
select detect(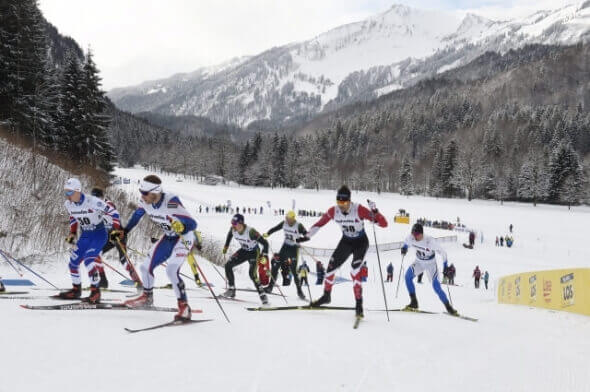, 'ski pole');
368,200,389,322
100,258,130,281
195,256,231,323
0,249,59,289
0,249,24,276
115,237,143,286
178,237,230,323
395,255,406,299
